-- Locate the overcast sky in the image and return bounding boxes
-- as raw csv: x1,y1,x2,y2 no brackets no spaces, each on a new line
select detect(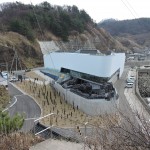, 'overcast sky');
0,0,150,22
